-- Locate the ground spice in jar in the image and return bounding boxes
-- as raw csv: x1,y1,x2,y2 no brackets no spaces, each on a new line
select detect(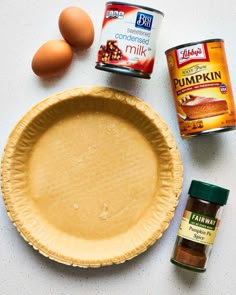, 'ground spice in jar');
171,180,229,272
